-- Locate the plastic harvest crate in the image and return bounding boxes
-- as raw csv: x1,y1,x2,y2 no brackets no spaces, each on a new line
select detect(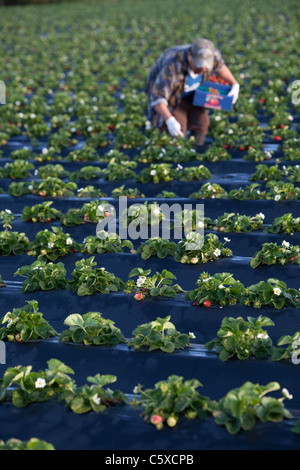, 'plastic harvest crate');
193,81,233,111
